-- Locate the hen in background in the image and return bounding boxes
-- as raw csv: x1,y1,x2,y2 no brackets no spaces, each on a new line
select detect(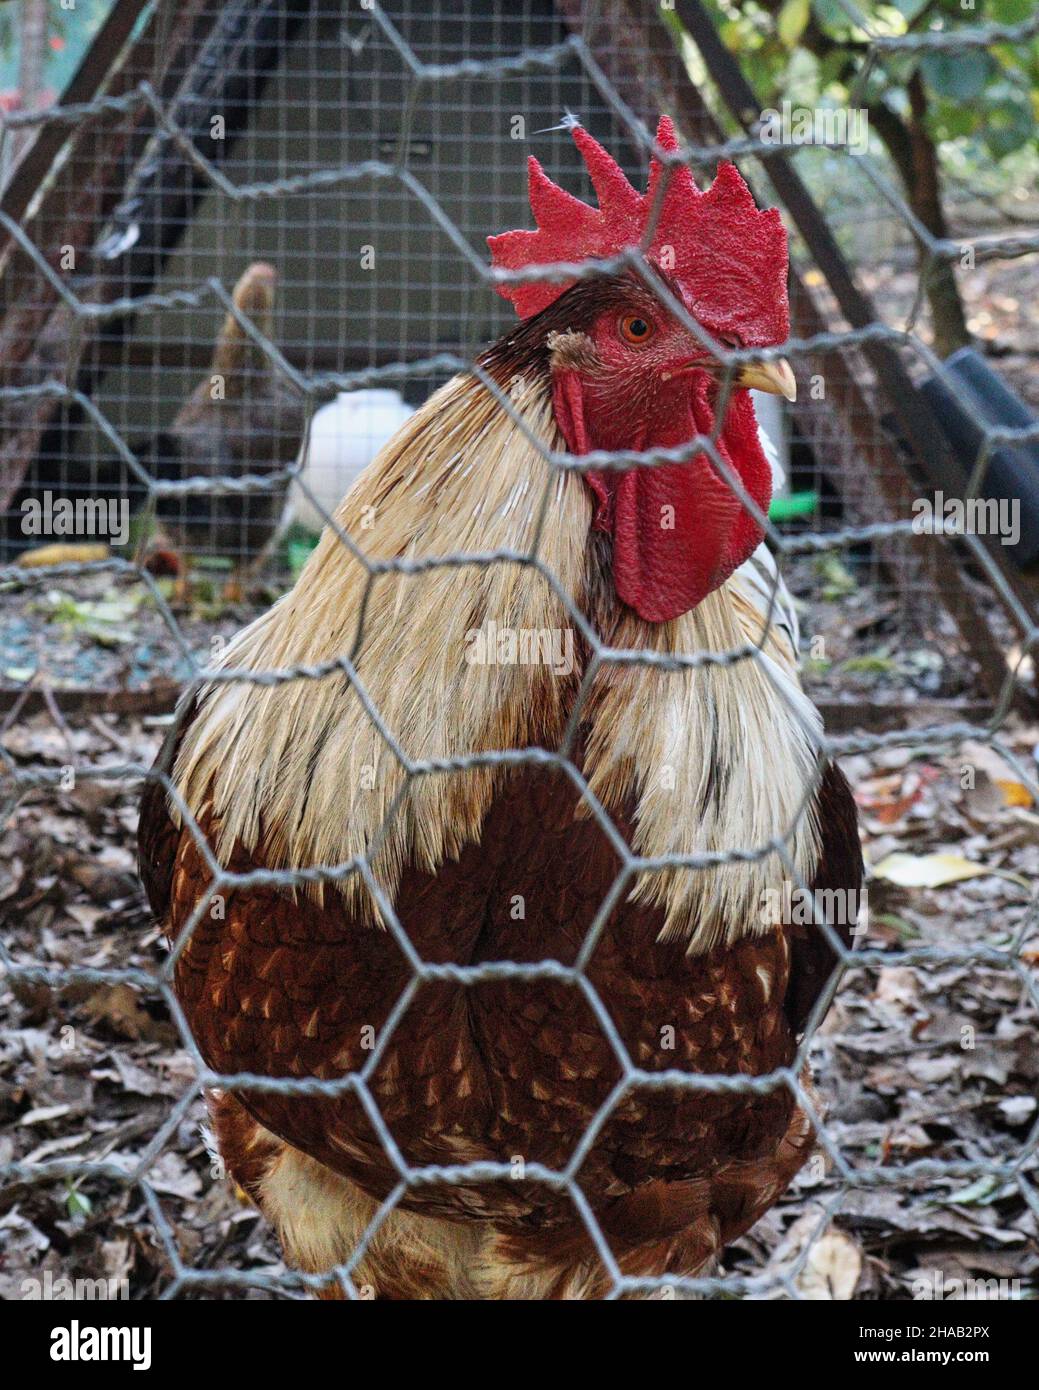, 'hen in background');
139,262,305,601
